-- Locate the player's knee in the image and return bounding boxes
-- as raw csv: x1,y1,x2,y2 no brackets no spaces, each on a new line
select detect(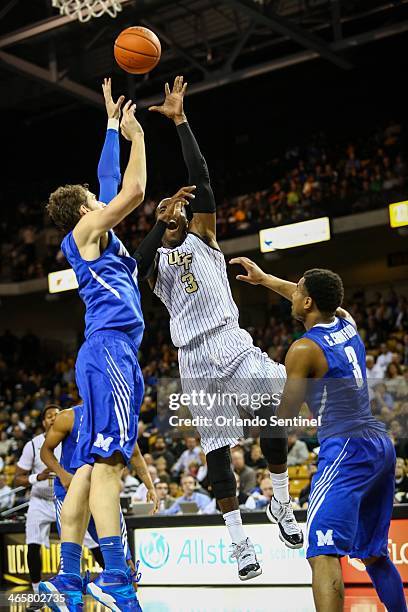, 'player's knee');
308,554,340,570
206,446,236,500
260,435,288,466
